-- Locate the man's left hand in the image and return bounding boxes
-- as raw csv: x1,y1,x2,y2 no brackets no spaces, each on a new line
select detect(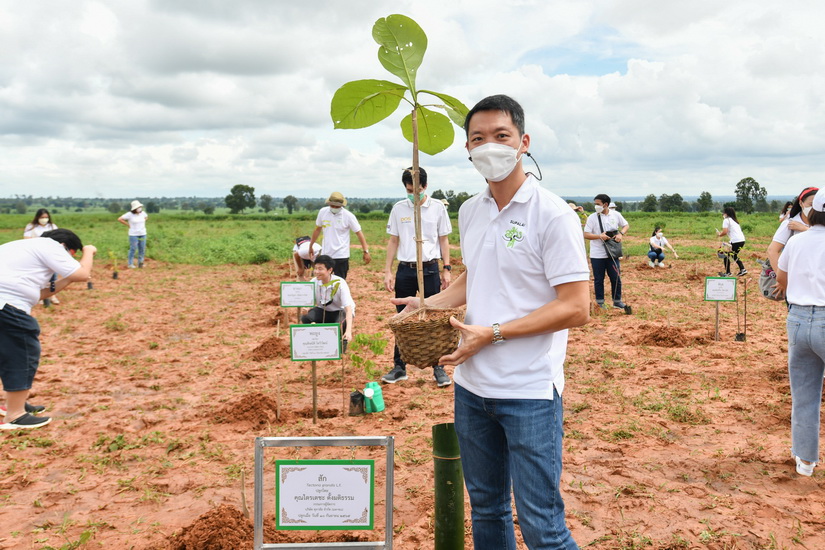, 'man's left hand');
363,251,372,264
439,317,492,366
